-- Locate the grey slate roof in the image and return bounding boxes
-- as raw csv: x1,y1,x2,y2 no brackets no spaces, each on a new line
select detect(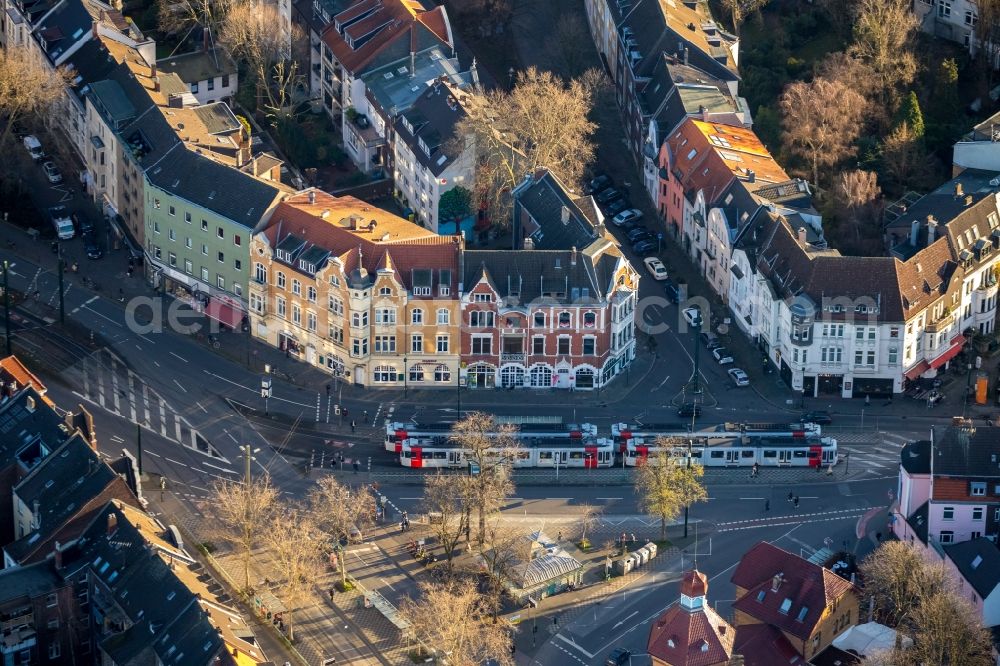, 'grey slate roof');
906,501,929,544
121,107,183,171
0,559,63,606
463,248,619,304
932,425,1000,477
31,0,91,64
513,170,598,251
146,148,279,228
885,170,1000,240
0,387,73,463
63,39,116,100
943,537,1000,599
88,80,137,127
900,439,931,475
192,102,241,135
393,79,468,177
364,46,466,119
